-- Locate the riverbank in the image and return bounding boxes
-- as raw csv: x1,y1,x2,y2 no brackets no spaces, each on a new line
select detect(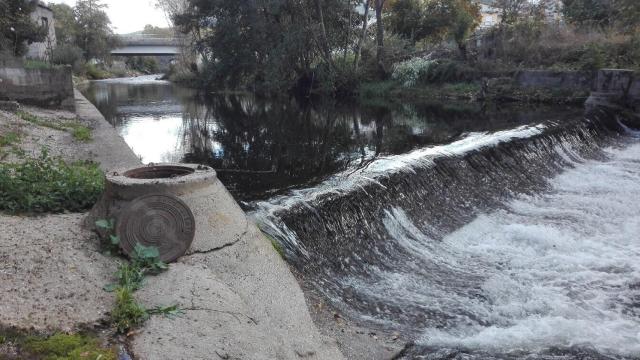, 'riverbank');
0,92,344,359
